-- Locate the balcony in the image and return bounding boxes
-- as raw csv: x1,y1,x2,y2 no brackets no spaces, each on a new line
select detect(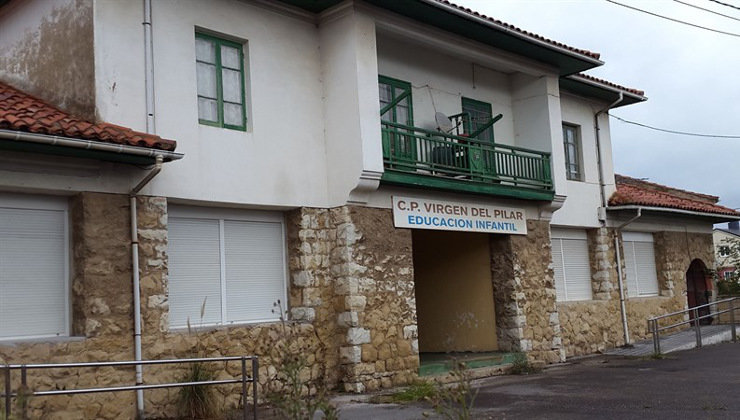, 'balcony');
381,121,554,201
